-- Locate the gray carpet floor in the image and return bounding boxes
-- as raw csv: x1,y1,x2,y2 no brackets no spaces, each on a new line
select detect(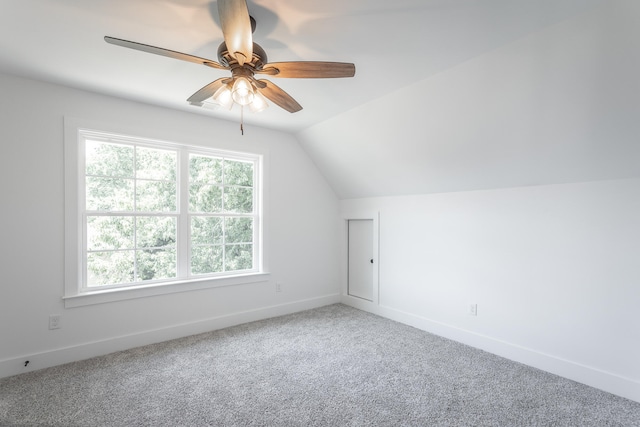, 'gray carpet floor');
1,304,639,426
